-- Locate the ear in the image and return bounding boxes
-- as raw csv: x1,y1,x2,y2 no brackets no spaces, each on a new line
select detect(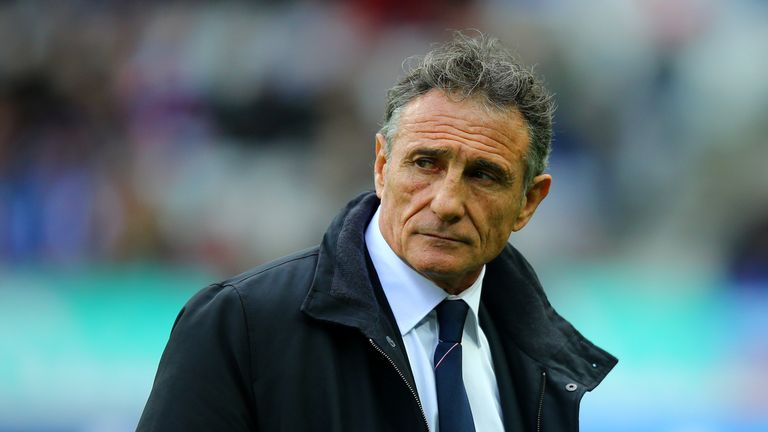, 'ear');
512,174,551,232
374,133,388,198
